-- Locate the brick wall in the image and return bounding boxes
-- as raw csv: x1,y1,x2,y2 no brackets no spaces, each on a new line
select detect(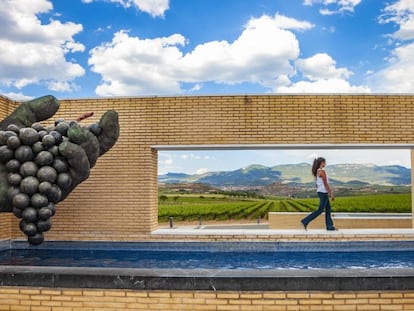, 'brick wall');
1,95,414,241
0,95,15,120
0,95,16,240
0,287,413,310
